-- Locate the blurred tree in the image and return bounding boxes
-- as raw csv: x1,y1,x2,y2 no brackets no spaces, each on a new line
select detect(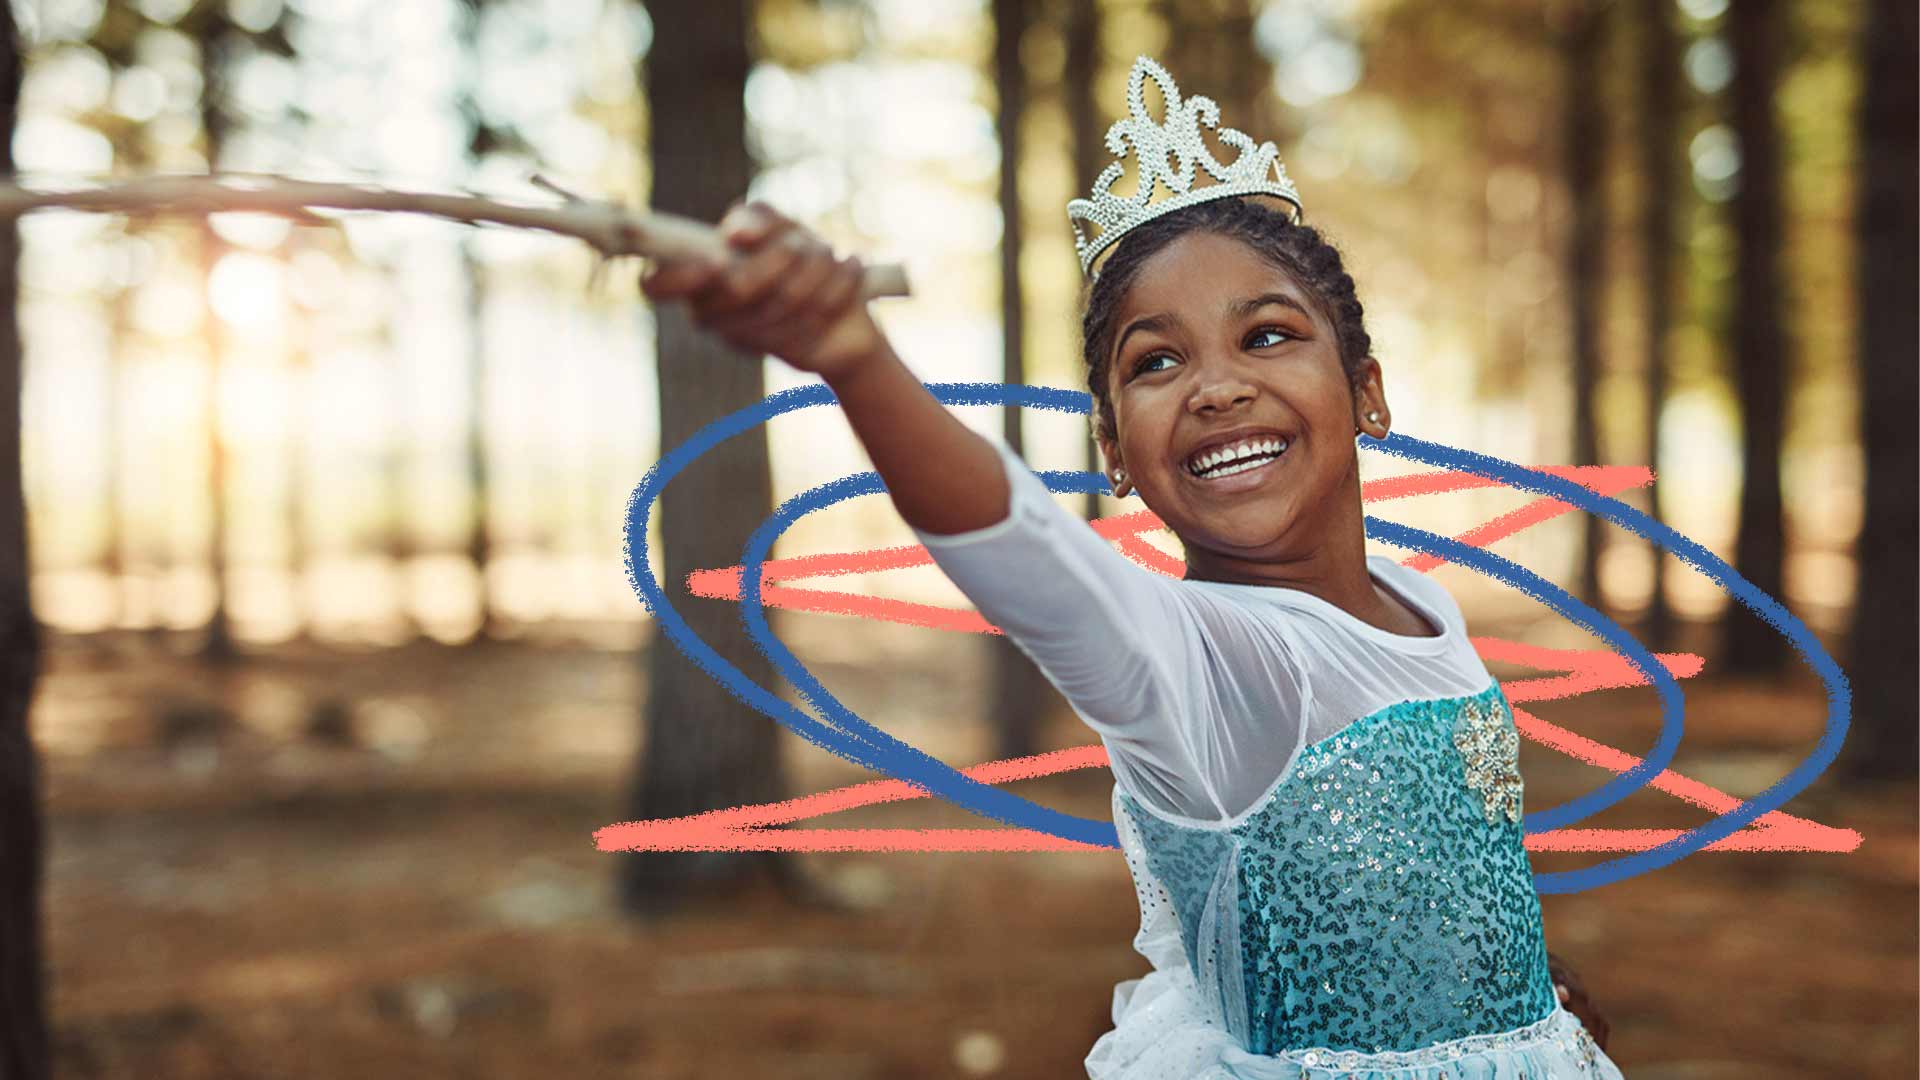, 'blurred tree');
990,0,1060,762
1063,0,1103,523
1839,0,1917,781
619,0,792,915
1721,0,1789,675
1634,0,1679,648
285,230,315,633
1153,0,1266,131
0,6,45,1078
183,0,240,663
1215,0,1268,140
138,0,300,655
68,4,150,634
1155,0,1205,100
453,0,540,642
1362,1,1560,404
377,293,417,641
1557,0,1607,610
83,2,285,640
99,114,151,636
